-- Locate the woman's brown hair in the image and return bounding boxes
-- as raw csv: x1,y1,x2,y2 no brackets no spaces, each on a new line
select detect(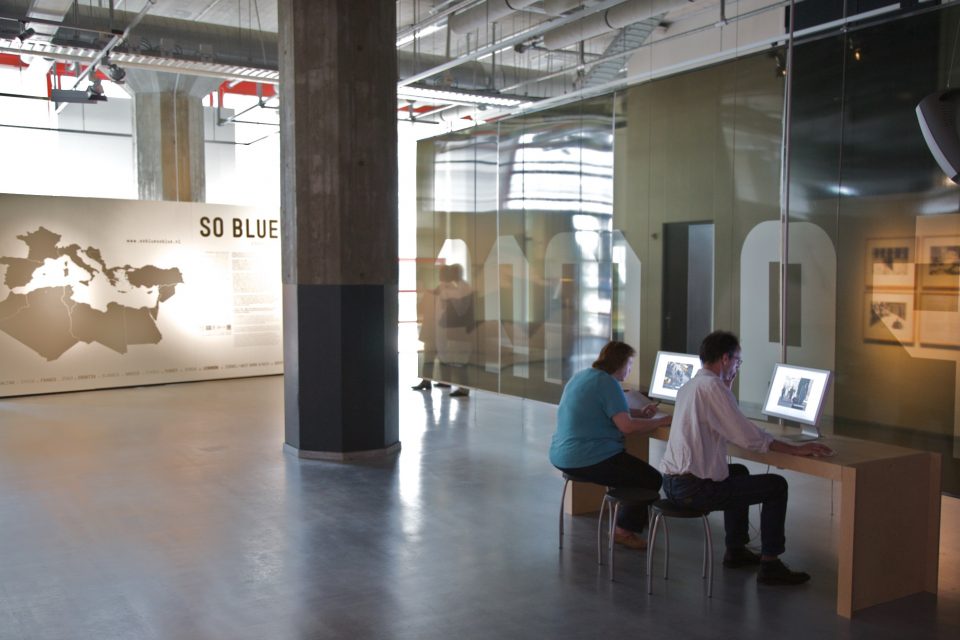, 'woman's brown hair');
592,341,636,375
